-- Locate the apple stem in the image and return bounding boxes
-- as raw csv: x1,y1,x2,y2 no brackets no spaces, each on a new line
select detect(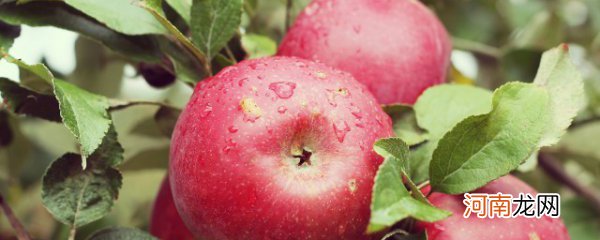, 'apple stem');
538,152,600,213
0,193,32,240
293,149,312,166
